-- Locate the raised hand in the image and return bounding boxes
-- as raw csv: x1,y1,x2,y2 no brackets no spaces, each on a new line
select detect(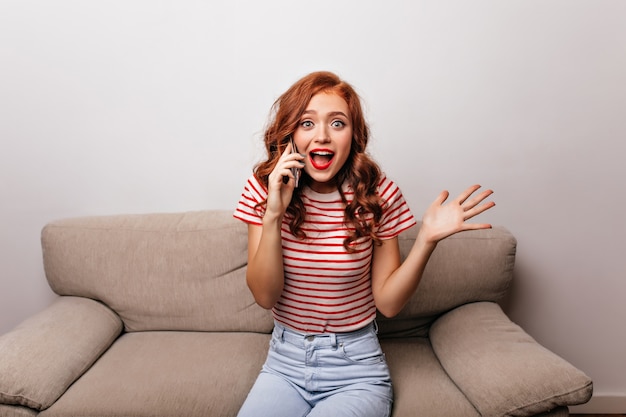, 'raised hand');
265,142,304,219
420,185,495,244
